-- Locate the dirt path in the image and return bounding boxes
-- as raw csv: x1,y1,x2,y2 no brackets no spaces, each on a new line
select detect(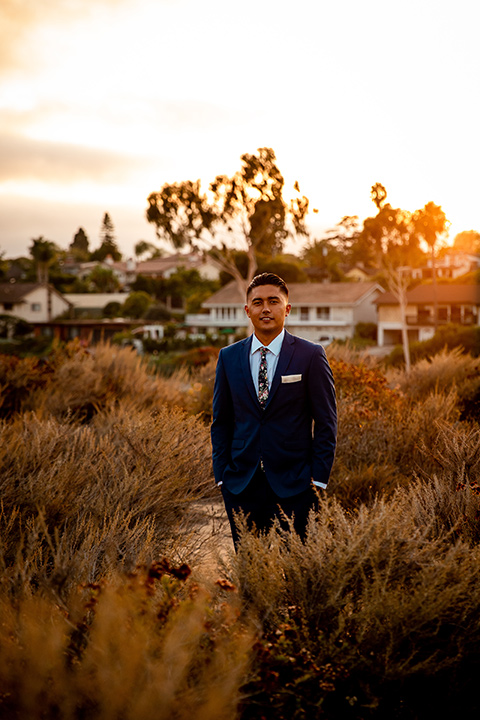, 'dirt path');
188,500,234,579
